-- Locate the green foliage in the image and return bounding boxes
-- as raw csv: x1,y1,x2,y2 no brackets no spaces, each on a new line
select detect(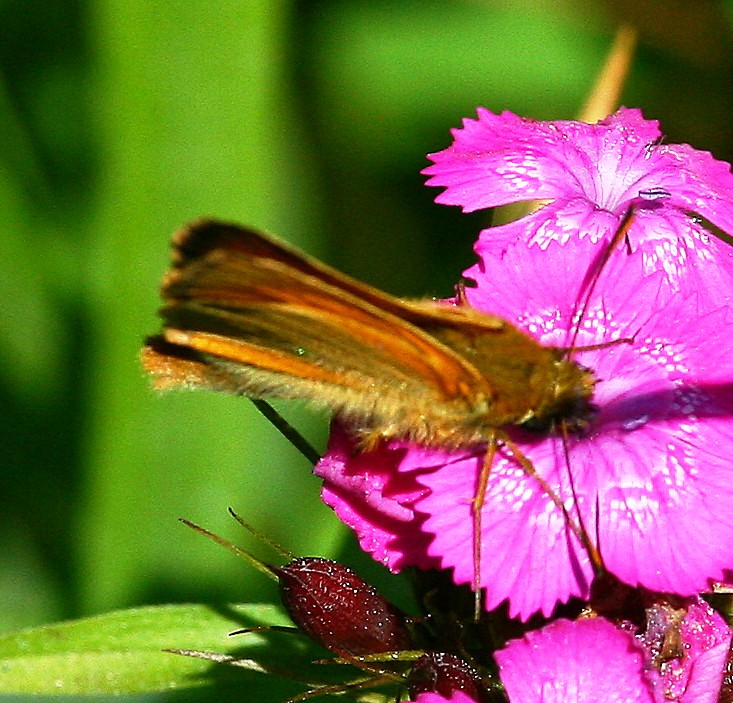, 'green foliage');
0,602,404,700
0,603,306,699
